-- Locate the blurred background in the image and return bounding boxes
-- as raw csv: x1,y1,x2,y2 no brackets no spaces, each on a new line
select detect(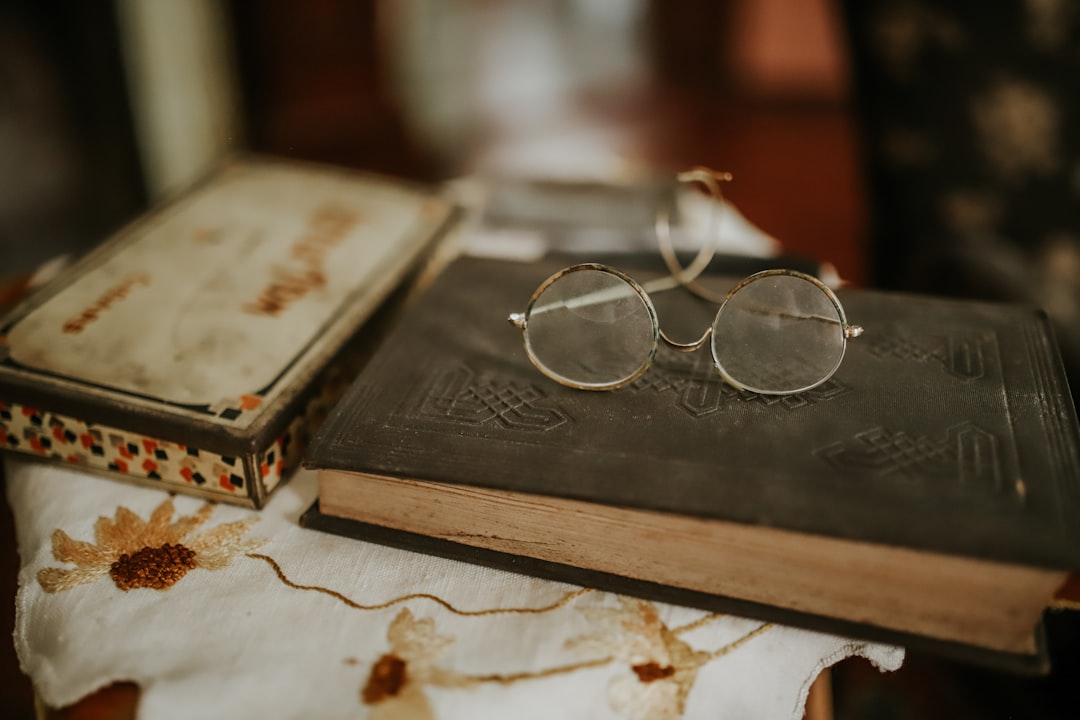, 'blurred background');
1,0,1078,717
0,0,866,285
